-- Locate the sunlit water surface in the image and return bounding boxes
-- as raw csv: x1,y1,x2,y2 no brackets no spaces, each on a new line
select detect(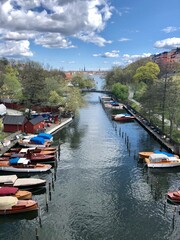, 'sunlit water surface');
0,75,180,240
